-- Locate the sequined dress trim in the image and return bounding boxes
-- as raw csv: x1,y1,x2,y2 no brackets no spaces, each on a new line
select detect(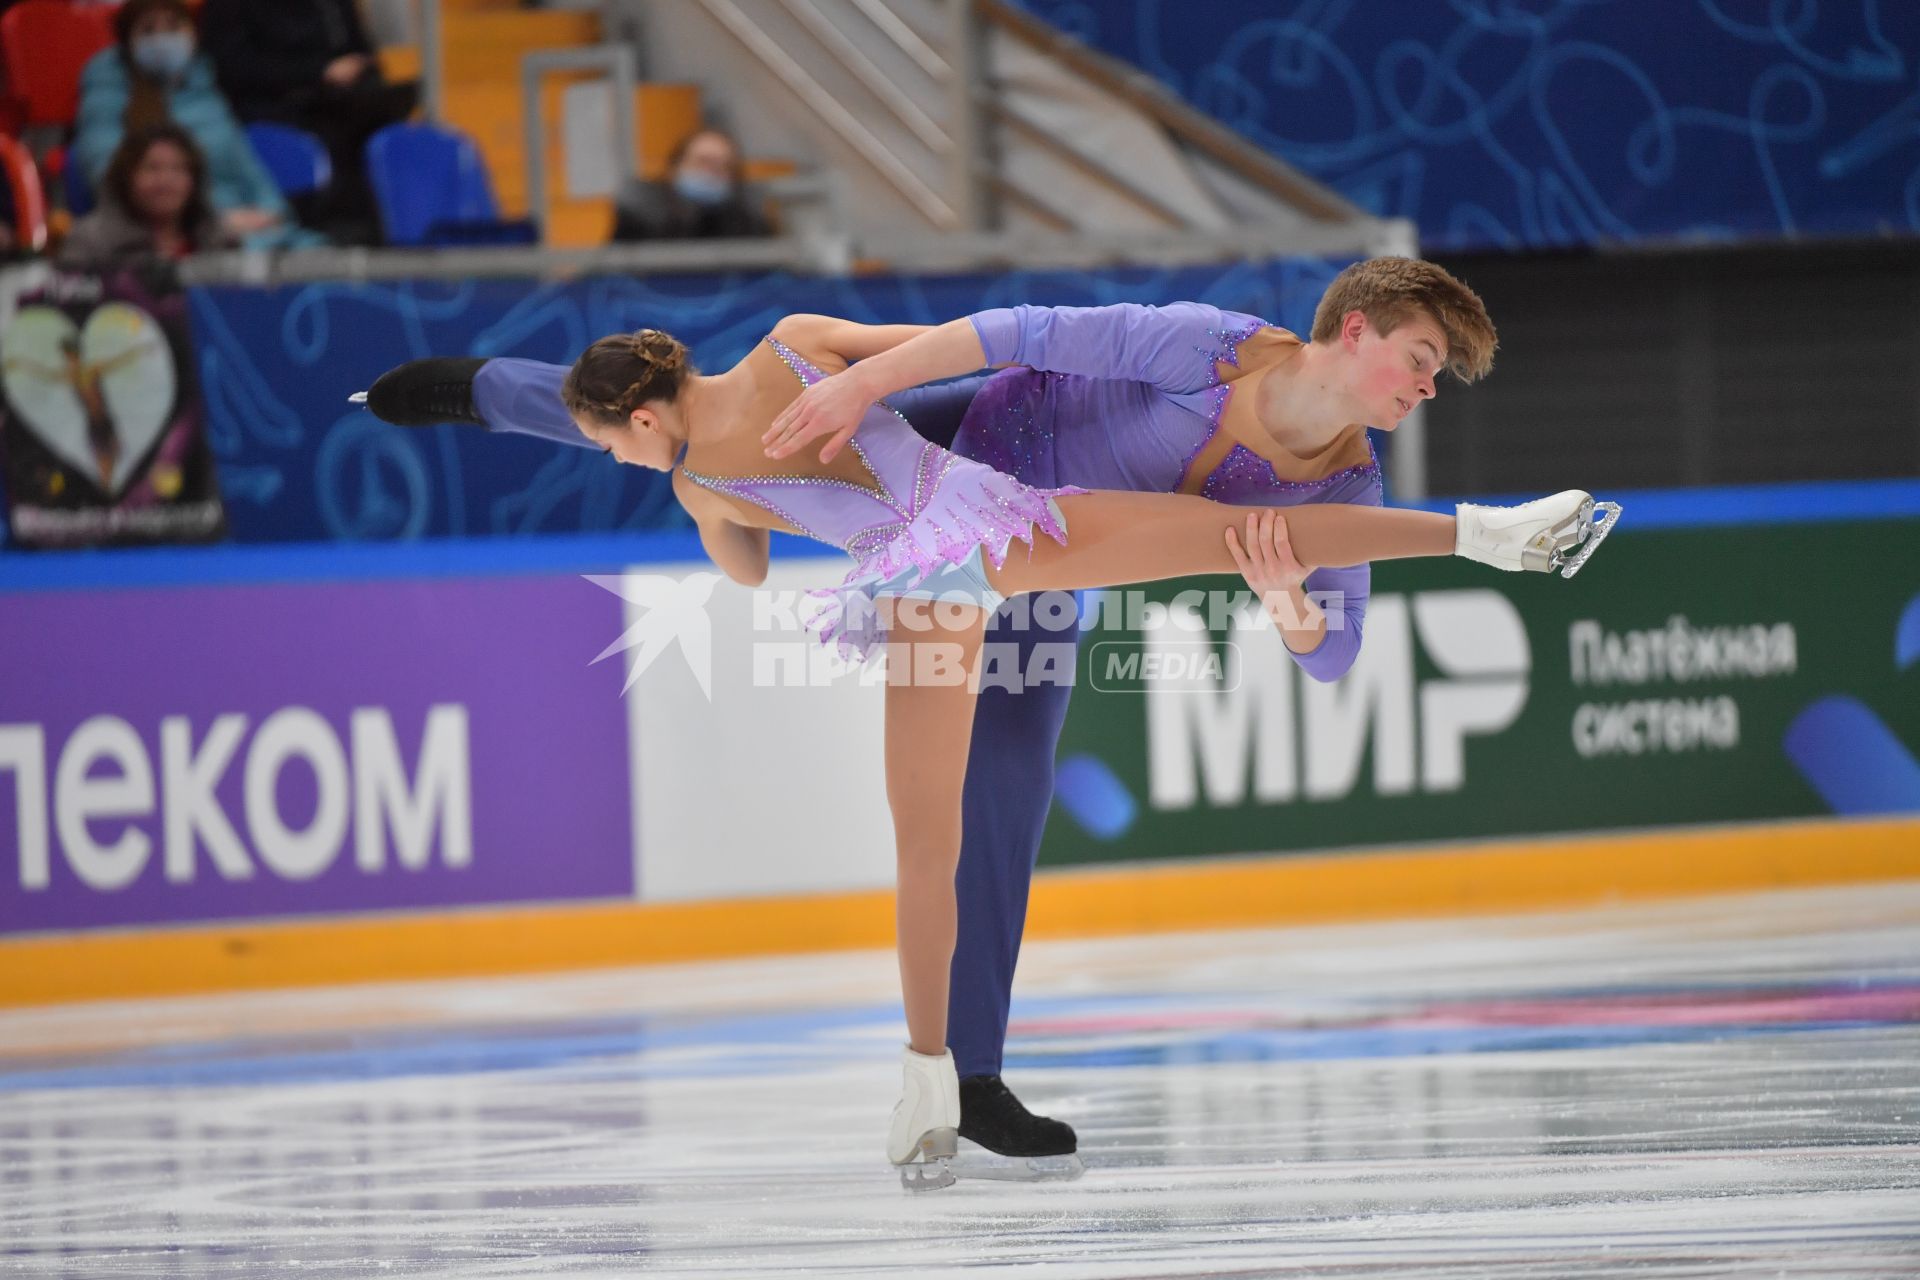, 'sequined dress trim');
1200,440,1382,503
677,336,1086,660
1170,318,1267,493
